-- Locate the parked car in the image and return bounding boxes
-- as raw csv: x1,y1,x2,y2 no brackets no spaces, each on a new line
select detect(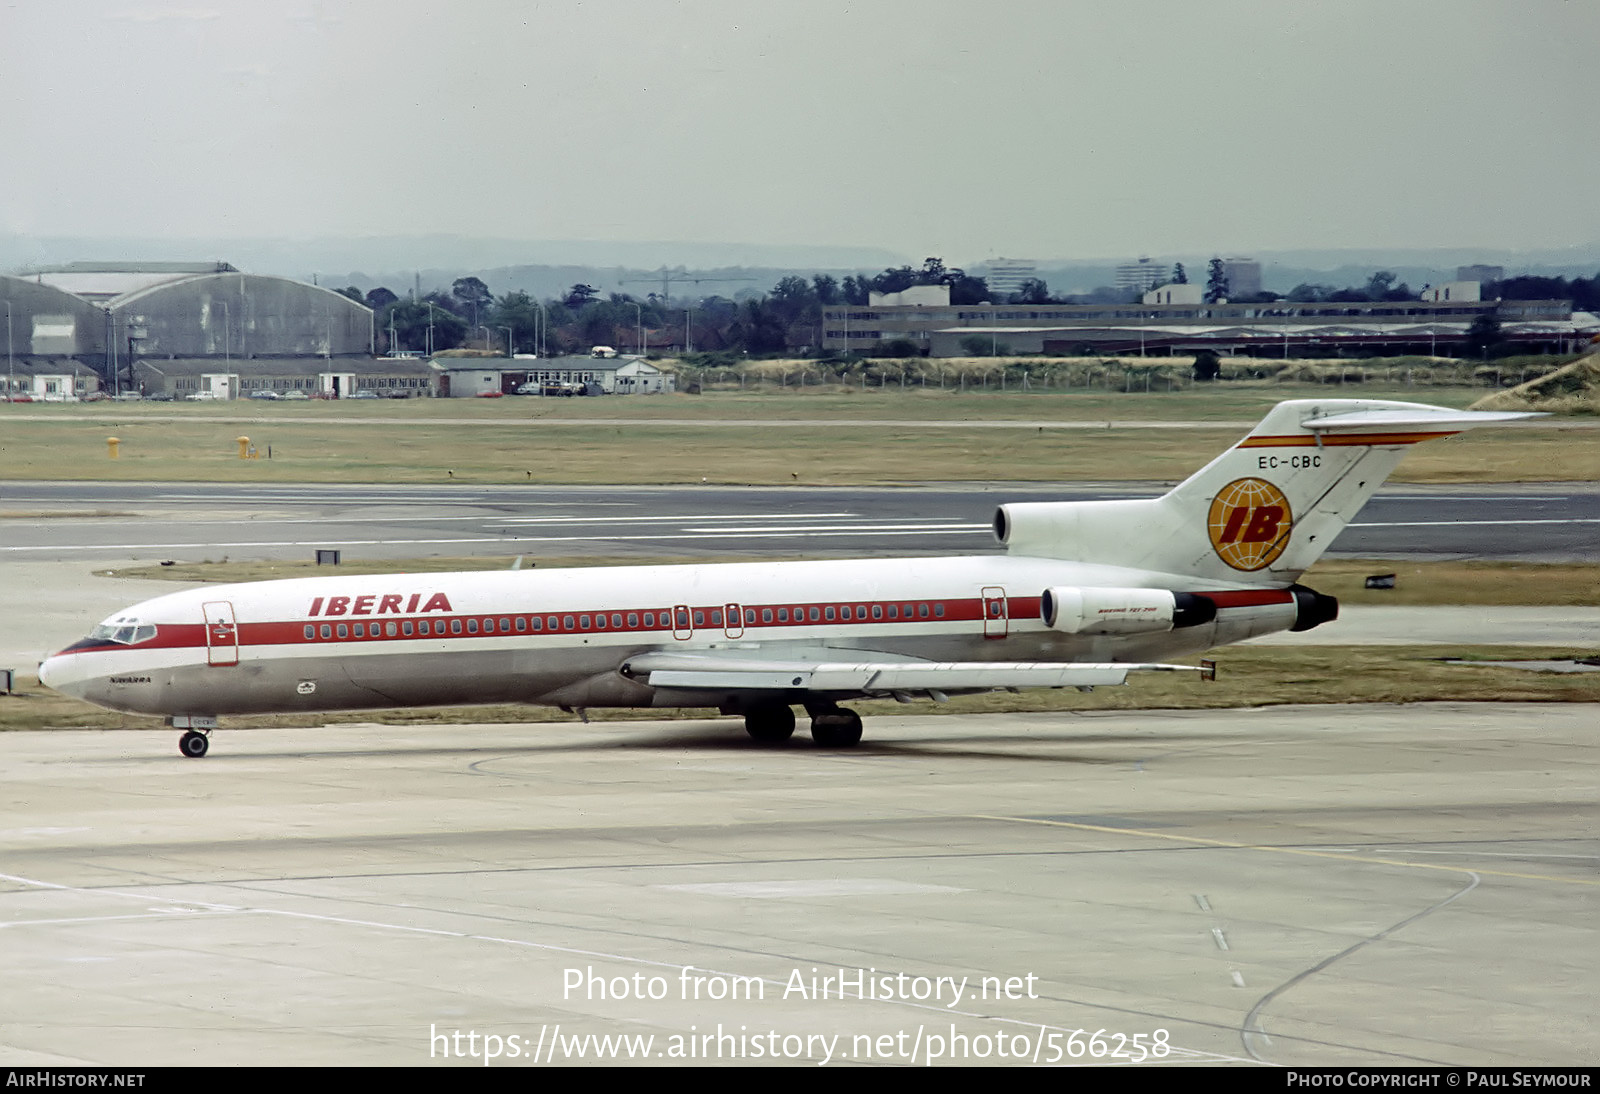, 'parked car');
350,390,380,399
248,390,280,400
281,390,311,400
